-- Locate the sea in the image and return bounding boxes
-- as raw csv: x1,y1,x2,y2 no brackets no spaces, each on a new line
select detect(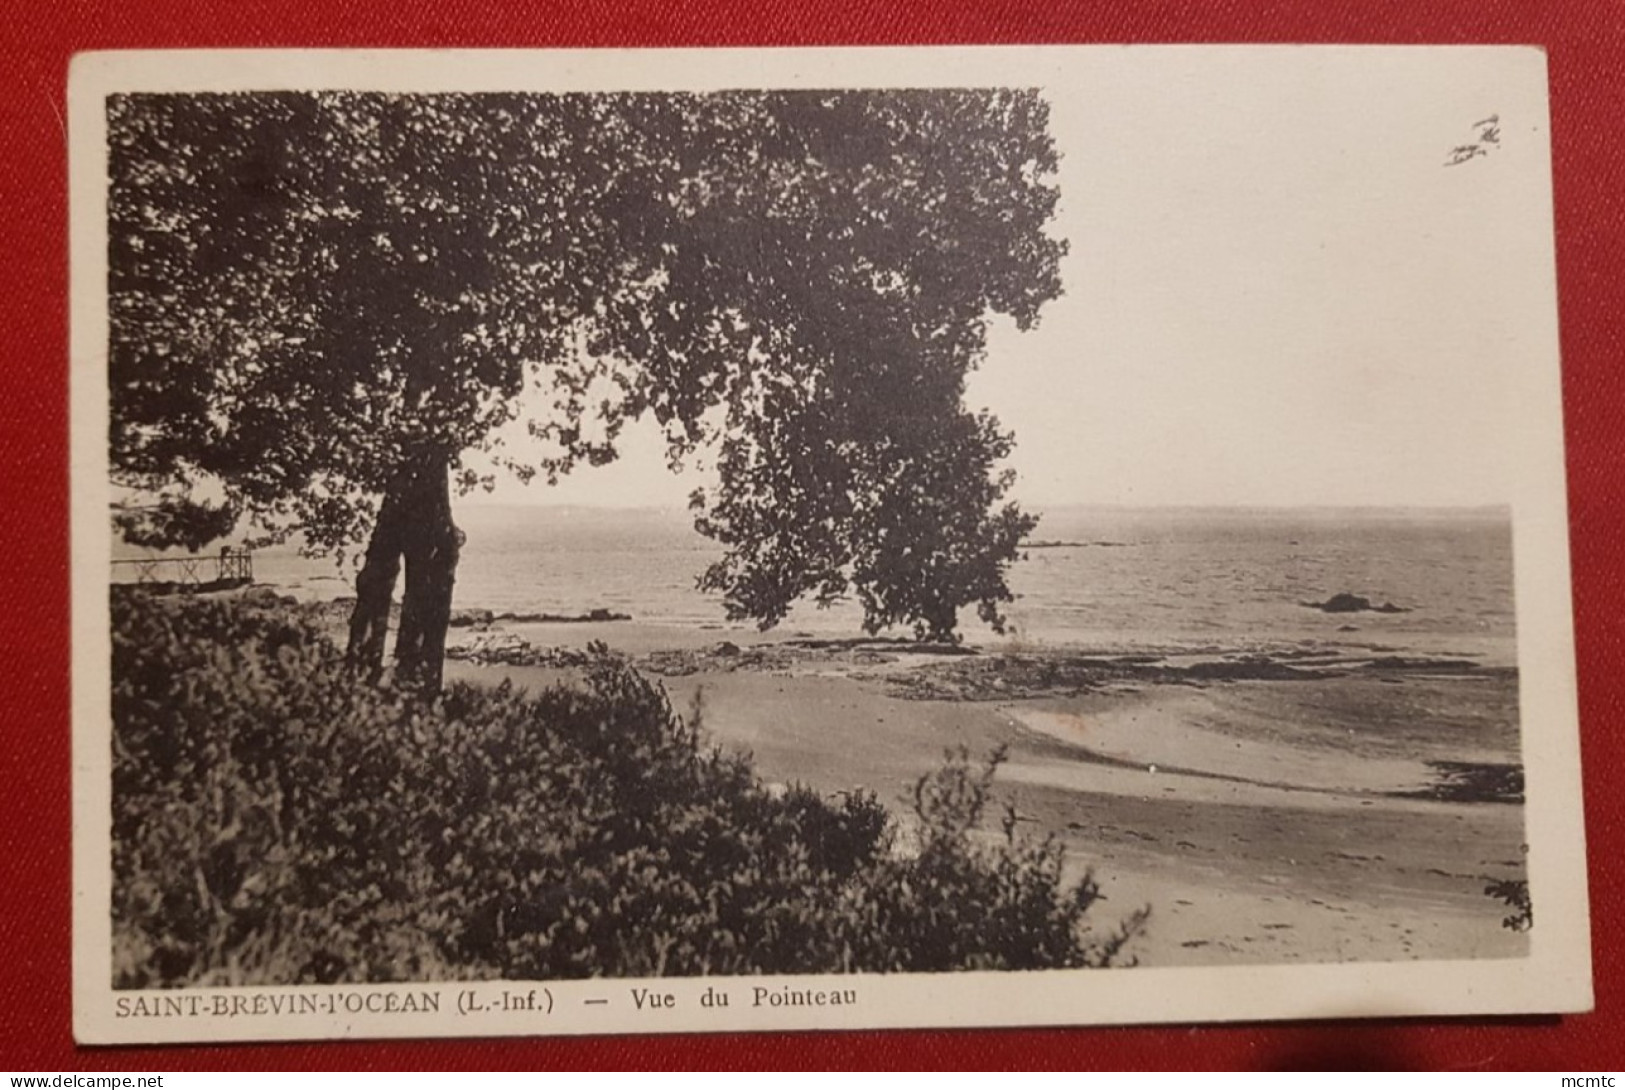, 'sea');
173,504,1516,661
